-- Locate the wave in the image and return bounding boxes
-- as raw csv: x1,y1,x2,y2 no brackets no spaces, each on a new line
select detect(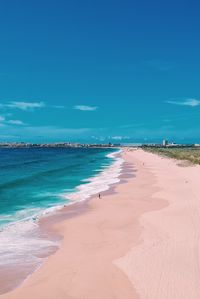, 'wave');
64,150,123,202
0,149,123,272
0,220,57,267
29,150,123,218
0,163,82,191
0,150,123,224
0,159,50,170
